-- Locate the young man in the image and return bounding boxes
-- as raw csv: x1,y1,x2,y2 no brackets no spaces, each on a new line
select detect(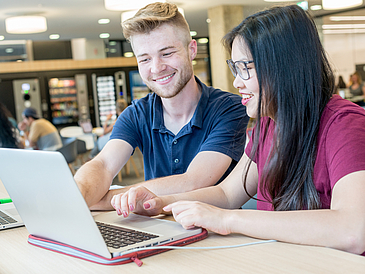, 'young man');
17,107,62,151
74,2,248,210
